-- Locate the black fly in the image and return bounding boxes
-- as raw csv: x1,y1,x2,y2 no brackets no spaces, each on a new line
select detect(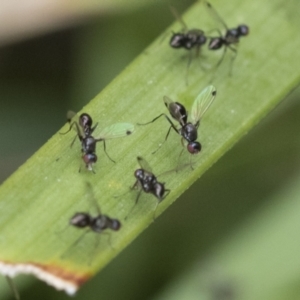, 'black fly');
138,85,217,156
126,156,170,219
61,111,134,173
205,1,249,73
62,183,121,262
169,6,207,83
169,6,207,52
